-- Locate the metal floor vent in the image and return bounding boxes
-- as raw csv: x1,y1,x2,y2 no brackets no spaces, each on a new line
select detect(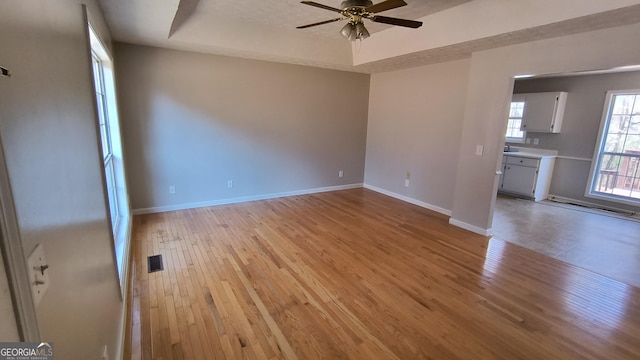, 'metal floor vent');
148,254,164,273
